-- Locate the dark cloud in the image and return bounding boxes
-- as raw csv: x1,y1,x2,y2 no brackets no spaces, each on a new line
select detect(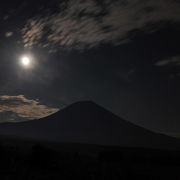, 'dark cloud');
0,95,59,121
155,56,180,66
22,0,180,50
